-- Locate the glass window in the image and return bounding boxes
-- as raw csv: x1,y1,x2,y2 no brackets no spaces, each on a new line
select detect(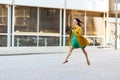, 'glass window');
86,12,105,36
0,35,7,46
87,37,103,46
15,6,37,32
14,36,37,46
39,8,60,33
65,36,69,46
0,5,7,33
39,36,59,46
